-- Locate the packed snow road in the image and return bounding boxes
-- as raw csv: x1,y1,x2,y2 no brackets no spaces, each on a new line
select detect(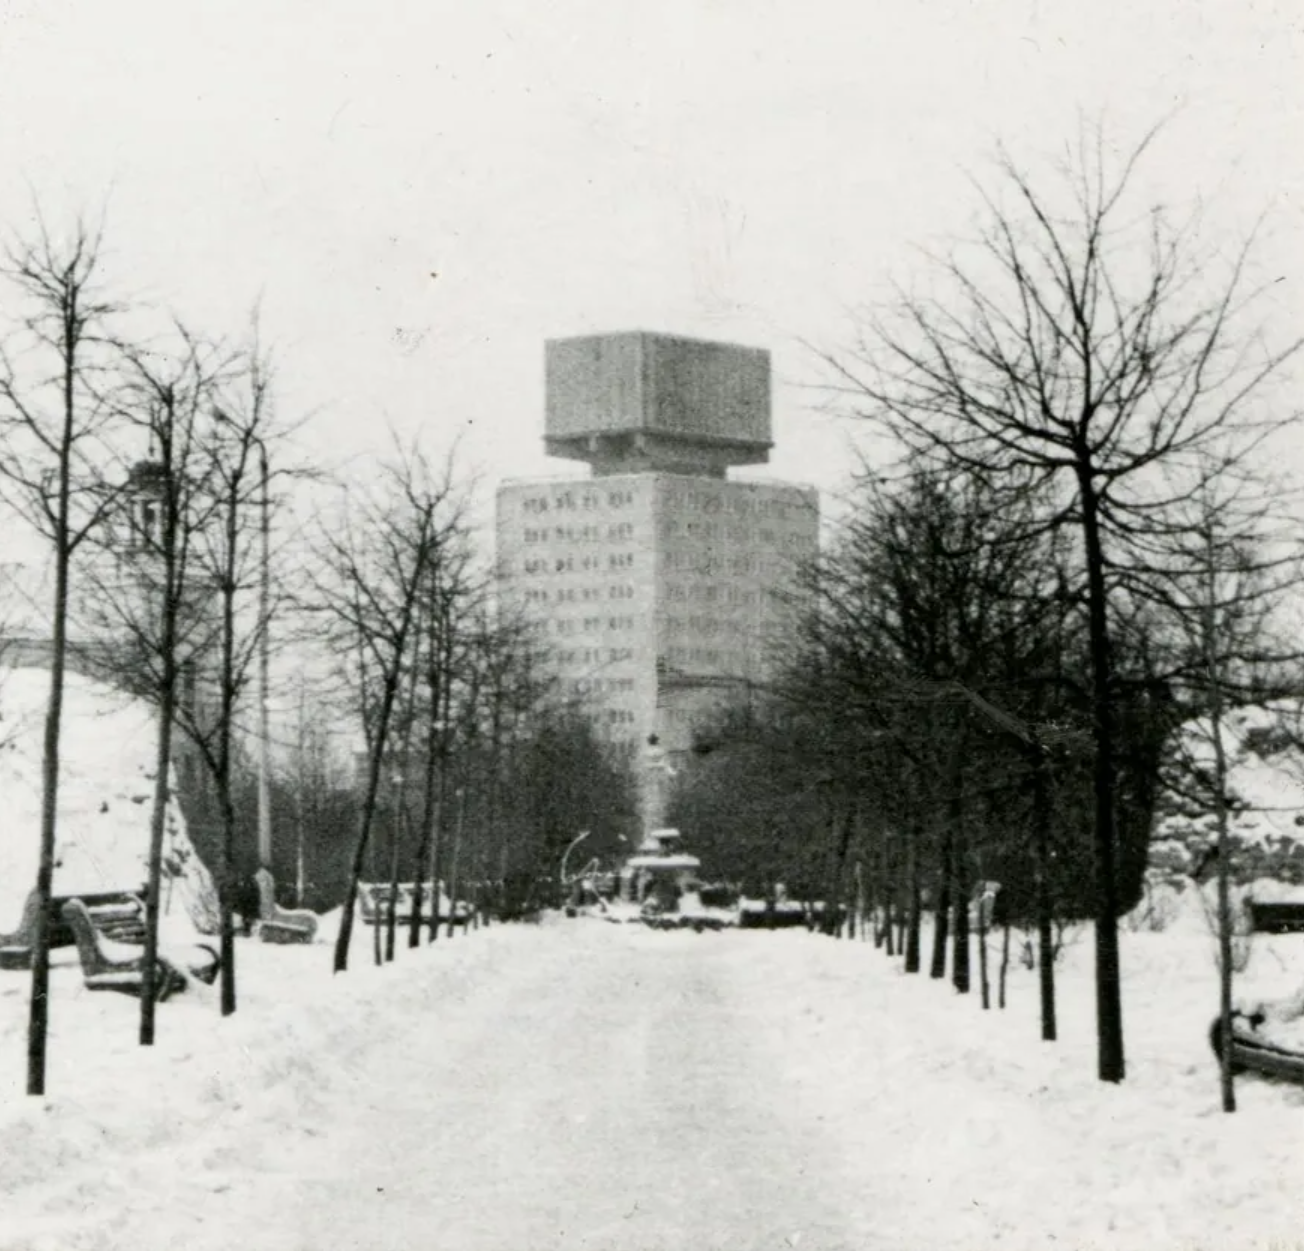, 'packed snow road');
278,924,864,1251
5,914,1304,1249
80,922,875,1251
